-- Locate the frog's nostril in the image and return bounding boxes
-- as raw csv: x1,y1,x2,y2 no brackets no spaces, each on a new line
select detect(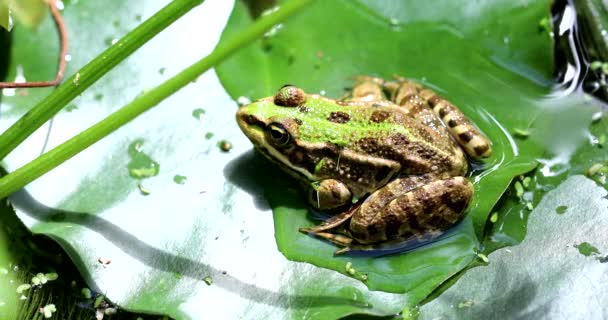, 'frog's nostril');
275,85,306,107
244,114,257,124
